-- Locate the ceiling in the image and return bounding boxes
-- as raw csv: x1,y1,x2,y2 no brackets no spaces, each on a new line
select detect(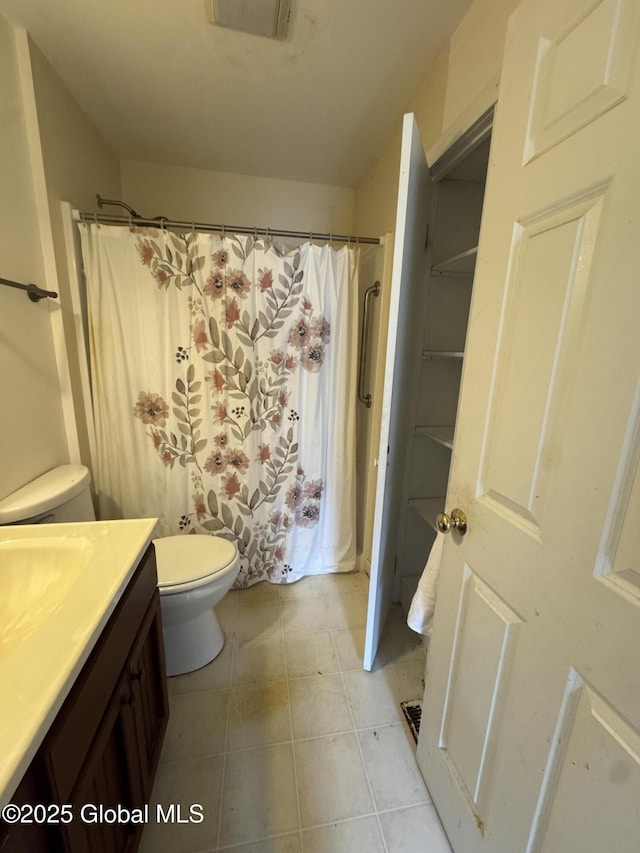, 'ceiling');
0,0,473,187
